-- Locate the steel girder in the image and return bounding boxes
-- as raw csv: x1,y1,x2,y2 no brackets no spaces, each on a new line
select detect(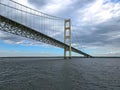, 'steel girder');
0,15,92,57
